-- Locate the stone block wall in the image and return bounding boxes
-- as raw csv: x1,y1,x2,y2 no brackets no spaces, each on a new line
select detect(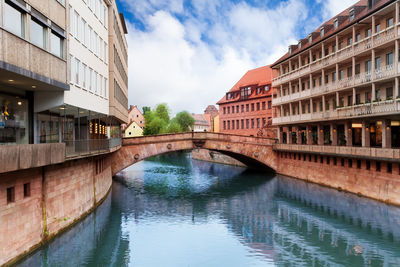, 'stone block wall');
0,155,113,266
277,151,400,206
192,148,246,167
